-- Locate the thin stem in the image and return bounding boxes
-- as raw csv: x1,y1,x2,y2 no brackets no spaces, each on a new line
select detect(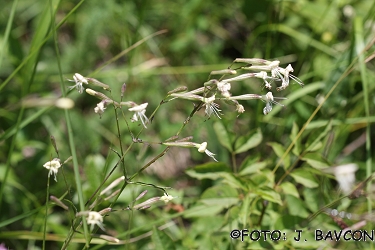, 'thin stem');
354,17,372,226
129,147,171,181
42,176,50,250
231,153,237,173
111,100,128,178
271,59,358,176
50,0,89,246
